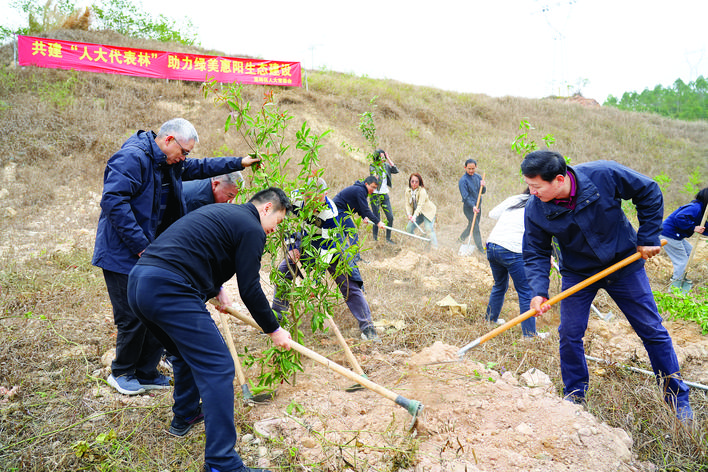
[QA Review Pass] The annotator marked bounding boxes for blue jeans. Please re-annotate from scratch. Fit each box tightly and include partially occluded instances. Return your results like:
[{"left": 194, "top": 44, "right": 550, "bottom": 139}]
[
  {"left": 484, "top": 243, "right": 536, "bottom": 336},
  {"left": 559, "top": 267, "right": 691, "bottom": 412},
  {"left": 128, "top": 265, "right": 245, "bottom": 472},
  {"left": 406, "top": 215, "right": 438, "bottom": 248}
]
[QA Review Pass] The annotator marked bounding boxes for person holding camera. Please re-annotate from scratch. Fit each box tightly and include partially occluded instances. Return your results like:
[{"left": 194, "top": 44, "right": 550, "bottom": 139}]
[{"left": 369, "top": 149, "right": 399, "bottom": 243}]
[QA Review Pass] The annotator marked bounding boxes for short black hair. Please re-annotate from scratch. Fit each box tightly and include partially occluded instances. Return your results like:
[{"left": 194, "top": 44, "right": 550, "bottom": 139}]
[
  {"left": 363, "top": 175, "right": 379, "bottom": 186},
  {"left": 520, "top": 150, "right": 567, "bottom": 182},
  {"left": 695, "top": 187, "right": 708, "bottom": 207},
  {"left": 464, "top": 158, "right": 477, "bottom": 167},
  {"left": 249, "top": 187, "right": 292, "bottom": 213}
]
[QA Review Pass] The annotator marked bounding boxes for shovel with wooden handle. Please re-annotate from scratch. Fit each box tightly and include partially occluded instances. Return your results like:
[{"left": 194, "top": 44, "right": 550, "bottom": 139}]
[
  {"left": 213, "top": 302, "right": 274, "bottom": 404},
  {"left": 324, "top": 315, "right": 368, "bottom": 392},
  {"left": 670, "top": 204, "right": 708, "bottom": 293},
  {"left": 221, "top": 304, "right": 424, "bottom": 429},
  {"left": 290, "top": 260, "right": 368, "bottom": 391},
  {"left": 458, "top": 172, "right": 486, "bottom": 256},
  {"left": 457, "top": 241, "right": 667, "bottom": 357},
  {"left": 218, "top": 311, "right": 255, "bottom": 403}
]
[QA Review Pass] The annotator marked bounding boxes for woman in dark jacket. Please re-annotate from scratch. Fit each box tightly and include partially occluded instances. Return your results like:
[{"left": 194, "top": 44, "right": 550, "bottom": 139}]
[{"left": 660, "top": 187, "right": 708, "bottom": 281}]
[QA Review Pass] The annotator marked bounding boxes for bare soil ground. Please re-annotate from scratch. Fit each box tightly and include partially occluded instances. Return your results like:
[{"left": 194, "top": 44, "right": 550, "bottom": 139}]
[{"left": 2, "top": 159, "right": 706, "bottom": 470}]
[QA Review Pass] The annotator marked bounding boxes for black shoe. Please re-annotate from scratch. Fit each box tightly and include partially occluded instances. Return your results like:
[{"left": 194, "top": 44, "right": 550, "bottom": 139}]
[
  {"left": 386, "top": 239, "right": 395, "bottom": 245},
  {"left": 565, "top": 395, "right": 587, "bottom": 407},
  {"left": 361, "top": 327, "right": 381, "bottom": 342},
  {"left": 168, "top": 405, "right": 204, "bottom": 437}
]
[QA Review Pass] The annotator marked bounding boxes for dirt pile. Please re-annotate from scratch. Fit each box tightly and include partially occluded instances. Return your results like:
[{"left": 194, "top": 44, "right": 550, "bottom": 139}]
[{"left": 228, "top": 340, "right": 653, "bottom": 471}]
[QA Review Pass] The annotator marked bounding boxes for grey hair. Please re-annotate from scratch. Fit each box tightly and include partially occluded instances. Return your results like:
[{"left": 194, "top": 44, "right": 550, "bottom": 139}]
[
  {"left": 307, "top": 176, "right": 328, "bottom": 192},
  {"left": 156, "top": 118, "right": 199, "bottom": 142},
  {"left": 213, "top": 171, "right": 243, "bottom": 187}
]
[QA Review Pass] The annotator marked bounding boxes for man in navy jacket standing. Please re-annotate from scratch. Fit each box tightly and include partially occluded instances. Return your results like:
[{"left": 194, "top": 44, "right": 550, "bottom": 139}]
[
  {"left": 92, "top": 118, "right": 259, "bottom": 396},
  {"left": 458, "top": 158, "right": 486, "bottom": 252},
  {"left": 521, "top": 150, "right": 692, "bottom": 421}
]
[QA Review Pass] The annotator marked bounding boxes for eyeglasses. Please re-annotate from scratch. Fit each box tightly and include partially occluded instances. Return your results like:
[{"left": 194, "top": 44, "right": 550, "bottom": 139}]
[{"left": 172, "top": 137, "right": 190, "bottom": 157}]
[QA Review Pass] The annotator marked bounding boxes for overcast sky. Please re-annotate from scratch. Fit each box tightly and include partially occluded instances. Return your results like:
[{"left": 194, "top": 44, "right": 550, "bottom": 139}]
[{"left": 3, "top": 0, "right": 707, "bottom": 102}]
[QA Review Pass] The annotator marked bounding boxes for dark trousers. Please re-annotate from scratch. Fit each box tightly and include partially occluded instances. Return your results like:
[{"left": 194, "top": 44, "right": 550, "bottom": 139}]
[
  {"left": 559, "top": 267, "right": 690, "bottom": 410},
  {"left": 272, "top": 257, "right": 373, "bottom": 331},
  {"left": 371, "top": 193, "right": 394, "bottom": 241},
  {"left": 460, "top": 203, "right": 484, "bottom": 251},
  {"left": 128, "top": 264, "right": 243, "bottom": 472},
  {"left": 102, "top": 269, "right": 163, "bottom": 379},
  {"left": 341, "top": 215, "right": 361, "bottom": 263}
]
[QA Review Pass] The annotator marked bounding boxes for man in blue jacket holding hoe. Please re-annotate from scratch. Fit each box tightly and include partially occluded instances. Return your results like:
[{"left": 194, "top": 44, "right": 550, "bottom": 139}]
[{"left": 521, "top": 150, "right": 692, "bottom": 421}]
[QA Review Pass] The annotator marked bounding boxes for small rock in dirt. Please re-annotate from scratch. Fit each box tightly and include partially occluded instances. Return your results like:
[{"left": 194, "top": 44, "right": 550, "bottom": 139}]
[
  {"left": 520, "top": 368, "right": 552, "bottom": 387},
  {"left": 515, "top": 422, "right": 533, "bottom": 435},
  {"left": 101, "top": 349, "right": 115, "bottom": 368},
  {"left": 301, "top": 437, "right": 317, "bottom": 448}
]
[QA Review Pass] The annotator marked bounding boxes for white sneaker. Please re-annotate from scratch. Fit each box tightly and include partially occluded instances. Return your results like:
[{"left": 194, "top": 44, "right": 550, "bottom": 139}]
[
  {"left": 536, "top": 332, "right": 550, "bottom": 339},
  {"left": 494, "top": 318, "right": 506, "bottom": 325}
]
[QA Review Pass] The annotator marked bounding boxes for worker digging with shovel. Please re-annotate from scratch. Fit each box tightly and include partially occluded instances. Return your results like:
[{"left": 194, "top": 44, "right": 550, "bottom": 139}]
[{"left": 520, "top": 151, "right": 693, "bottom": 422}]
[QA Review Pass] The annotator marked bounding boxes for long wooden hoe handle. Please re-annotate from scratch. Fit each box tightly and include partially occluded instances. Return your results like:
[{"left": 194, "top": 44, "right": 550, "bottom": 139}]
[
  {"left": 220, "top": 304, "right": 423, "bottom": 418},
  {"left": 325, "top": 315, "right": 366, "bottom": 377},
  {"left": 457, "top": 240, "right": 667, "bottom": 357},
  {"left": 216, "top": 308, "right": 254, "bottom": 401},
  {"left": 291, "top": 259, "right": 366, "bottom": 376}
]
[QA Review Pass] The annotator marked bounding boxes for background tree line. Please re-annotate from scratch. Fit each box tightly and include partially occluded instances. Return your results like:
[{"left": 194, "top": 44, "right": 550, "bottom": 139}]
[{"left": 605, "top": 76, "right": 708, "bottom": 122}]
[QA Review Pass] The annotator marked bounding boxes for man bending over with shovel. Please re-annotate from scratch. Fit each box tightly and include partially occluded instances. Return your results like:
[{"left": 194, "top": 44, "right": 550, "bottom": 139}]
[
  {"left": 272, "top": 177, "right": 380, "bottom": 342},
  {"left": 127, "top": 187, "right": 292, "bottom": 472},
  {"left": 521, "top": 150, "right": 692, "bottom": 421}
]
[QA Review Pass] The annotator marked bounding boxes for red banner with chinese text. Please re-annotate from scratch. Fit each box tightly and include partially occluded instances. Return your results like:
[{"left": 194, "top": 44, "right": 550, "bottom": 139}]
[{"left": 17, "top": 35, "right": 301, "bottom": 87}]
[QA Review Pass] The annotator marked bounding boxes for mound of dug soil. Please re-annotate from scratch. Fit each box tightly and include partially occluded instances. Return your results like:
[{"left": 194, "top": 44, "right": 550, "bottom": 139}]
[{"left": 228, "top": 340, "right": 653, "bottom": 471}]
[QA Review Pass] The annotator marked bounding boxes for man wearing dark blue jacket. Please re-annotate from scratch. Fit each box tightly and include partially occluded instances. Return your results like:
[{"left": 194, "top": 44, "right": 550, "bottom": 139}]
[
  {"left": 128, "top": 188, "right": 291, "bottom": 472},
  {"left": 521, "top": 150, "right": 692, "bottom": 421},
  {"left": 92, "top": 118, "right": 259, "bottom": 396},
  {"left": 458, "top": 159, "right": 486, "bottom": 252},
  {"left": 332, "top": 176, "right": 385, "bottom": 248}
]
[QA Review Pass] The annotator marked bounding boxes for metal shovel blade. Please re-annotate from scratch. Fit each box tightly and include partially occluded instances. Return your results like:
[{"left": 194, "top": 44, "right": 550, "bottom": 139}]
[
  {"left": 458, "top": 243, "right": 475, "bottom": 256},
  {"left": 670, "top": 278, "right": 693, "bottom": 293}
]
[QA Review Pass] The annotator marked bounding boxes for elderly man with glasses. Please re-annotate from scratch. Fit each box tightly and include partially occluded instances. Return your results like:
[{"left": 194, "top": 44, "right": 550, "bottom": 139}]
[{"left": 92, "top": 117, "right": 259, "bottom": 396}]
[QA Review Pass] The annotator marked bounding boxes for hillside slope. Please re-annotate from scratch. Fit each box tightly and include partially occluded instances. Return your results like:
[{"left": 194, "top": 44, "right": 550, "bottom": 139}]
[{"left": 1, "top": 30, "right": 706, "bottom": 471}]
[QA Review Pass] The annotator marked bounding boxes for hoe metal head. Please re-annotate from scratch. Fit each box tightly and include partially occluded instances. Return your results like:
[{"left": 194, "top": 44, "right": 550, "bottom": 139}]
[{"left": 670, "top": 277, "right": 693, "bottom": 293}]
